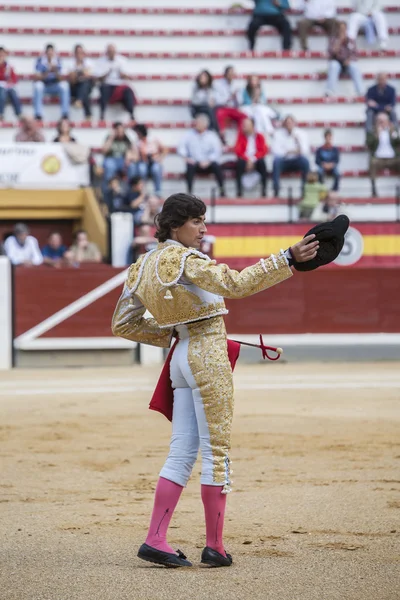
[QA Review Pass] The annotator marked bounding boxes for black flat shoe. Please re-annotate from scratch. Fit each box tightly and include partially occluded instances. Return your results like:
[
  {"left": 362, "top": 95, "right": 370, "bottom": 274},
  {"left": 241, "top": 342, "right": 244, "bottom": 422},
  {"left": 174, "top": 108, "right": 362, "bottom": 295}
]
[
  {"left": 137, "top": 543, "right": 192, "bottom": 568},
  {"left": 201, "top": 546, "right": 233, "bottom": 567}
]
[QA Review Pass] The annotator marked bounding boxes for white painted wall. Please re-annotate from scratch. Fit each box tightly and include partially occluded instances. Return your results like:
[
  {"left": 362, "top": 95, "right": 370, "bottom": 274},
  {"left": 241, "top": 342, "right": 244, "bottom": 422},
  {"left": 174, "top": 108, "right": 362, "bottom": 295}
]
[{"left": 0, "top": 258, "right": 13, "bottom": 370}]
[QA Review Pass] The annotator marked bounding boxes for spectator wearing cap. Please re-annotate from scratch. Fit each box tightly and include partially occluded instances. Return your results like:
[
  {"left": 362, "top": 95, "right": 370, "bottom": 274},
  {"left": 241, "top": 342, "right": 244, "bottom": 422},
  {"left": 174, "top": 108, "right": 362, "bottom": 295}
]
[
  {"left": 315, "top": 129, "right": 341, "bottom": 191},
  {"left": 33, "top": 43, "right": 70, "bottom": 120},
  {"left": 247, "top": 0, "right": 292, "bottom": 52},
  {"left": 367, "top": 112, "right": 400, "bottom": 197},
  {"left": 234, "top": 117, "right": 268, "bottom": 197},
  {"left": 348, "top": 0, "right": 389, "bottom": 50},
  {"left": 14, "top": 116, "right": 45, "bottom": 142},
  {"left": 177, "top": 113, "right": 225, "bottom": 196},
  {"left": 272, "top": 115, "right": 310, "bottom": 197},
  {"left": 0, "top": 46, "right": 22, "bottom": 120},
  {"left": 190, "top": 70, "right": 219, "bottom": 132},
  {"left": 65, "top": 230, "right": 102, "bottom": 265},
  {"left": 41, "top": 232, "right": 67, "bottom": 267},
  {"left": 94, "top": 44, "right": 135, "bottom": 122},
  {"left": 4, "top": 223, "right": 43, "bottom": 266},
  {"left": 66, "top": 44, "right": 94, "bottom": 119},
  {"left": 134, "top": 124, "right": 167, "bottom": 195},
  {"left": 297, "top": 0, "right": 338, "bottom": 52},
  {"left": 214, "top": 66, "right": 246, "bottom": 144},
  {"left": 366, "top": 73, "right": 398, "bottom": 132},
  {"left": 326, "top": 21, "right": 364, "bottom": 97}
]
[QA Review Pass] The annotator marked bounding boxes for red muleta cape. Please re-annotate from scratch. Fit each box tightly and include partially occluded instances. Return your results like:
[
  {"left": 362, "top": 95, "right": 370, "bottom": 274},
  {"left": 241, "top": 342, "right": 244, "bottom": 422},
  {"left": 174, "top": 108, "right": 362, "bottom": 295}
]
[{"left": 149, "top": 339, "right": 241, "bottom": 422}]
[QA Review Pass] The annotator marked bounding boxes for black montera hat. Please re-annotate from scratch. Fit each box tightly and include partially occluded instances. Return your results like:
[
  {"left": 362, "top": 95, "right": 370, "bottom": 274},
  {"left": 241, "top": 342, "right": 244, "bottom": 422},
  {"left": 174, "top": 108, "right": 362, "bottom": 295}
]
[{"left": 292, "top": 215, "right": 350, "bottom": 272}]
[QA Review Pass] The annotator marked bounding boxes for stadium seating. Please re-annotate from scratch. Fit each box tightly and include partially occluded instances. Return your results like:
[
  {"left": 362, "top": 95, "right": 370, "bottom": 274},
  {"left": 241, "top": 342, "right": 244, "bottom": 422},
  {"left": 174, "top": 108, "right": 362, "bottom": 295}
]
[{"left": 0, "top": 0, "right": 399, "bottom": 200}]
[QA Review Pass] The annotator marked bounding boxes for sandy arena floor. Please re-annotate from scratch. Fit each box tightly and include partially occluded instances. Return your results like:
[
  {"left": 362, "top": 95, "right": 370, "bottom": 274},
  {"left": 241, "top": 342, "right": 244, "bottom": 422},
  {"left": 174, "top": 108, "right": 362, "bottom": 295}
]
[{"left": 1, "top": 362, "right": 400, "bottom": 600}]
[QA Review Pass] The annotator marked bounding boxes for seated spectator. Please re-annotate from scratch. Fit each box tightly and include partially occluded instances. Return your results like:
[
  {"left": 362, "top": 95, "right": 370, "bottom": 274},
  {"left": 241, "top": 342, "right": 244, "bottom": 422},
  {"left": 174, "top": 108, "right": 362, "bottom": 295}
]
[
  {"left": 104, "top": 176, "right": 128, "bottom": 214},
  {"left": 126, "top": 180, "right": 162, "bottom": 257},
  {"left": 247, "top": 0, "right": 292, "bottom": 51},
  {"left": 367, "top": 112, "right": 400, "bottom": 197},
  {"left": 4, "top": 223, "right": 43, "bottom": 266},
  {"left": 190, "top": 70, "right": 219, "bottom": 132},
  {"left": 33, "top": 43, "right": 70, "bottom": 120},
  {"left": 0, "top": 46, "right": 22, "bottom": 120},
  {"left": 315, "top": 129, "right": 341, "bottom": 191},
  {"left": 234, "top": 117, "right": 268, "bottom": 197},
  {"left": 309, "top": 191, "right": 342, "bottom": 222},
  {"left": 65, "top": 229, "right": 102, "bottom": 265},
  {"left": 177, "top": 114, "right": 225, "bottom": 196},
  {"left": 133, "top": 123, "right": 167, "bottom": 195},
  {"left": 214, "top": 66, "right": 246, "bottom": 144},
  {"left": 124, "top": 176, "right": 161, "bottom": 223},
  {"left": 41, "top": 232, "right": 67, "bottom": 267},
  {"left": 94, "top": 44, "right": 135, "bottom": 122},
  {"left": 14, "top": 116, "right": 45, "bottom": 142},
  {"left": 326, "top": 21, "right": 364, "bottom": 97},
  {"left": 239, "top": 75, "right": 279, "bottom": 137},
  {"left": 272, "top": 115, "right": 310, "bottom": 197},
  {"left": 102, "top": 122, "right": 138, "bottom": 183},
  {"left": 66, "top": 44, "right": 93, "bottom": 119},
  {"left": 297, "top": 172, "right": 328, "bottom": 220},
  {"left": 297, "top": 0, "right": 338, "bottom": 51},
  {"left": 366, "top": 73, "right": 398, "bottom": 133},
  {"left": 348, "top": 0, "right": 389, "bottom": 50},
  {"left": 53, "top": 118, "right": 77, "bottom": 142}
]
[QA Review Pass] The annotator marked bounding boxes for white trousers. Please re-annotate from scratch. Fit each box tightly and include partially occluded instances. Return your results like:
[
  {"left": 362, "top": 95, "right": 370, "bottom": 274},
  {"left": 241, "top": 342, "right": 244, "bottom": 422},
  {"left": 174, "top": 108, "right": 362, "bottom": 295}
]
[
  {"left": 159, "top": 321, "right": 233, "bottom": 490},
  {"left": 348, "top": 12, "right": 388, "bottom": 42}
]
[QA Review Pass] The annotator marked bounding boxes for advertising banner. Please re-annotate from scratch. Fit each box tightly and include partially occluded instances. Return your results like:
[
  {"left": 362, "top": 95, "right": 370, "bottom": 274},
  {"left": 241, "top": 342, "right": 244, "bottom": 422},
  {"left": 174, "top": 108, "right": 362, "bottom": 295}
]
[{"left": 0, "top": 143, "right": 90, "bottom": 189}]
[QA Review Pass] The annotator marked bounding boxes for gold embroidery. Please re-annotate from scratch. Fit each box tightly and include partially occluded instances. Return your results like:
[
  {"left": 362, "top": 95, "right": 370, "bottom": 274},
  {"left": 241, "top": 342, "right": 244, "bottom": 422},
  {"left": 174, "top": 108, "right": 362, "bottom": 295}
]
[
  {"left": 123, "top": 242, "right": 291, "bottom": 330},
  {"left": 111, "top": 287, "right": 173, "bottom": 348},
  {"left": 184, "top": 252, "right": 292, "bottom": 299},
  {"left": 187, "top": 317, "right": 234, "bottom": 486}
]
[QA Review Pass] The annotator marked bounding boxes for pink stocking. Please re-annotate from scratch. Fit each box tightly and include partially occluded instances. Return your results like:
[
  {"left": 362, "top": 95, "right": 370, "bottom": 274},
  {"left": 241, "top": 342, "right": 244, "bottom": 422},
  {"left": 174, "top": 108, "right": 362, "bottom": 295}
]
[
  {"left": 201, "top": 484, "right": 227, "bottom": 556},
  {"left": 145, "top": 477, "right": 183, "bottom": 554}
]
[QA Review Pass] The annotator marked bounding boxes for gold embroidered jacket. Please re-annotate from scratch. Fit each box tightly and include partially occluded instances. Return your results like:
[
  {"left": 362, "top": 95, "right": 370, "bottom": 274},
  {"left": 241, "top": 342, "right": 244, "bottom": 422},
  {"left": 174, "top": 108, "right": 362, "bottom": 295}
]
[{"left": 111, "top": 240, "right": 292, "bottom": 347}]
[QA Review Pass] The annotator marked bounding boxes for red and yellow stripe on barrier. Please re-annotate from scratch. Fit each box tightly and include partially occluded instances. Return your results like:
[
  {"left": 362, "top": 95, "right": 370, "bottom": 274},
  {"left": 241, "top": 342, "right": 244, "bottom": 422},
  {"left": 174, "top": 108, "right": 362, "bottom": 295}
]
[{"left": 207, "top": 223, "right": 400, "bottom": 267}]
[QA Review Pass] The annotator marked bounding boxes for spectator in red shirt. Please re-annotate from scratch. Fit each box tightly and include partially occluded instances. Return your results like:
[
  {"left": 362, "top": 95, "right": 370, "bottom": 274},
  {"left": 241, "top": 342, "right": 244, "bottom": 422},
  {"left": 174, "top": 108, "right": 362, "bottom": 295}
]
[
  {"left": 234, "top": 117, "right": 268, "bottom": 197},
  {"left": 0, "top": 46, "right": 22, "bottom": 120}
]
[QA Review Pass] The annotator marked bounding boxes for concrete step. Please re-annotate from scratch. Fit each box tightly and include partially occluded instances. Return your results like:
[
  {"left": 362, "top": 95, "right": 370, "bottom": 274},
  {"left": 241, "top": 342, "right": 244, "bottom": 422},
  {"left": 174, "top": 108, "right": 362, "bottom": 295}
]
[
  {"left": 8, "top": 53, "right": 399, "bottom": 77},
  {"left": 2, "top": 27, "right": 400, "bottom": 53},
  {"left": 0, "top": 120, "right": 371, "bottom": 147},
  {"left": 1, "top": 101, "right": 372, "bottom": 123}
]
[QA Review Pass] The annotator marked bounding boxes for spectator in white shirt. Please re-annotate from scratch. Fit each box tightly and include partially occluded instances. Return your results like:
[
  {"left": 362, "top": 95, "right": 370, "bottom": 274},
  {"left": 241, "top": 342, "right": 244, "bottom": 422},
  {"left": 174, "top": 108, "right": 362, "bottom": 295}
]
[
  {"left": 94, "top": 44, "right": 135, "bottom": 121},
  {"left": 66, "top": 44, "right": 93, "bottom": 119},
  {"left": 214, "top": 66, "right": 246, "bottom": 144},
  {"left": 348, "top": 0, "right": 389, "bottom": 50},
  {"left": 4, "top": 223, "right": 43, "bottom": 266},
  {"left": 178, "top": 114, "right": 225, "bottom": 196},
  {"left": 272, "top": 115, "right": 310, "bottom": 197},
  {"left": 297, "top": 0, "right": 338, "bottom": 51},
  {"left": 367, "top": 112, "right": 400, "bottom": 196}
]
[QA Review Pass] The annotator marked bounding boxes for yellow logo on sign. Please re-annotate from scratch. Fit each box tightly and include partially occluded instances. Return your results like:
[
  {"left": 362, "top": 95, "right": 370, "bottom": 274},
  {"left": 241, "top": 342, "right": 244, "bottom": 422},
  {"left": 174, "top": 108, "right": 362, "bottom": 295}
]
[{"left": 41, "top": 155, "right": 61, "bottom": 175}]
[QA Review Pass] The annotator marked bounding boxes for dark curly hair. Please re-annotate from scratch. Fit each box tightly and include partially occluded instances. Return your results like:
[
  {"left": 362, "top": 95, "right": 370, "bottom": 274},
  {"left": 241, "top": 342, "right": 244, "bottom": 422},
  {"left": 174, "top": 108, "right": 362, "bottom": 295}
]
[{"left": 154, "top": 193, "right": 206, "bottom": 242}]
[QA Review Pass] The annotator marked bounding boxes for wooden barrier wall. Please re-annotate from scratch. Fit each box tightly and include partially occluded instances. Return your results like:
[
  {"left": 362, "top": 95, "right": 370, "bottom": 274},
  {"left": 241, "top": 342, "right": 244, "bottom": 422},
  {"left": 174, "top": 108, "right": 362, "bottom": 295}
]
[{"left": 14, "top": 265, "right": 400, "bottom": 339}]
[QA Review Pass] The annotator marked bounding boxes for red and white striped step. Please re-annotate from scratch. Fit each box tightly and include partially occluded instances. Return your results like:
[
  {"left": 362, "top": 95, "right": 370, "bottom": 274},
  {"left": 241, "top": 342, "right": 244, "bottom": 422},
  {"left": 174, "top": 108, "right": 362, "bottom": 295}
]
[
  {"left": 1, "top": 5, "right": 399, "bottom": 16},
  {"left": 7, "top": 50, "right": 400, "bottom": 59},
  {"left": 15, "top": 73, "right": 400, "bottom": 82},
  {"left": 18, "top": 96, "right": 392, "bottom": 106},
  {"left": 2, "top": 26, "right": 400, "bottom": 37},
  {"left": 0, "top": 120, "right": 368, "bottom": 129}
]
